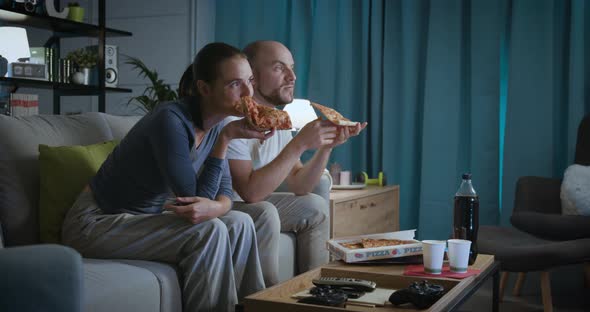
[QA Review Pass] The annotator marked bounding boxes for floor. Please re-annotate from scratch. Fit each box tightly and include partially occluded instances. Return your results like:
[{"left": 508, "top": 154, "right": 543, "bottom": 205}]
[{"left": 459, "top": 264, "right": 589, "bottom": 312}]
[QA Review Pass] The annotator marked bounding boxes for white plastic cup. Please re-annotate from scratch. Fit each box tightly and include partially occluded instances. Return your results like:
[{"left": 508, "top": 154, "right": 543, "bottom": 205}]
[
  {"left": 447, "top": 239, "right": 472, "bottom": 273},
  {"left": 421, "top": 240, "right": 446, "bottom": 274},
  {"left": 340, "top": 171, "right": 351, "bottom": 185}
]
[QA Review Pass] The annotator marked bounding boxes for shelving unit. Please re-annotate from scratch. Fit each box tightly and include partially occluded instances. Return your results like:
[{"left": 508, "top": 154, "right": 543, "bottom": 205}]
[{"left": 0, "top": 1, "right": 133, "bottom": 114}]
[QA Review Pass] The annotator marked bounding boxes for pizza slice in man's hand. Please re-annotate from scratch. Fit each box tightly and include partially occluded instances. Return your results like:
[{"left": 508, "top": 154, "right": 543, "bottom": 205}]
[{"left": 310, "top": 102, "right": 359, "bottom": 126}]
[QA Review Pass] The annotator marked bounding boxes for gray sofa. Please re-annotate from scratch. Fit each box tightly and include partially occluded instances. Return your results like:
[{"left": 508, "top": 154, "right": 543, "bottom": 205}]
[{"left": 0, "top": 112, "right": 312, "bottom": 312}]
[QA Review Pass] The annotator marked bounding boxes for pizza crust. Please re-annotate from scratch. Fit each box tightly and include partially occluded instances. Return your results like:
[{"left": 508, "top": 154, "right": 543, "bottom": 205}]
[
  {"left": 311, "top": 102, "right": 359, "bottom": 126},
  {"left": 335, "top": 120, "right": 359, "bottom": 126}
]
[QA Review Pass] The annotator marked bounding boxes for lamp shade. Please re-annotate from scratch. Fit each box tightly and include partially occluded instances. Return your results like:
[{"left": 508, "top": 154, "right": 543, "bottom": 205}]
[
  {"left": 0, "top": 27, "right": 31, "bottom": 64},
  {"left": 283, "top": 99, "right": 318, "bottom": 130}
]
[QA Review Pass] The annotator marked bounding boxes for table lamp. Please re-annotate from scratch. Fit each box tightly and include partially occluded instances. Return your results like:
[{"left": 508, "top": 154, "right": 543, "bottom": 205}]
[
  {"left": 283, "top": 99, "right": 318, "bottom": 130},
  {"left": 0, "top": 26, "right": 31, "bottom": 77}
]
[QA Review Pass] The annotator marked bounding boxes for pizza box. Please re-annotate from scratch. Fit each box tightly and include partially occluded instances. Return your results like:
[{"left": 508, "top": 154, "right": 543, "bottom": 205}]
[{"left": 326, "top": 230, "right": 423, "bottom": 263}]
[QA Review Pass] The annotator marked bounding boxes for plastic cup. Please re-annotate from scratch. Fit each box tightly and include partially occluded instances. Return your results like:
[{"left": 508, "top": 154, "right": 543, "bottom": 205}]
[
  {"left": 447, "top": 239, "right": 472, "bottom": 273},
  {"left": 421, "top": 240, "right": 446, "bottom": 274}
]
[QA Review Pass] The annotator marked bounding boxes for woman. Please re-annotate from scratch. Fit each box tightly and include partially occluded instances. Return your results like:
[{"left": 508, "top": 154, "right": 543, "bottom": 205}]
[{"left": 62, "top": 43, "right": 273, "bottom": 311}]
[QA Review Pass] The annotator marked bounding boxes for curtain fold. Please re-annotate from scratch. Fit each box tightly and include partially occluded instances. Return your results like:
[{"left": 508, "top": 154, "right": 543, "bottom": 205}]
[
  {"left": 501, "top": 0, "right": 587, "bottom": 225},
  {"left": 213, "top": 0, "right": 587, "bottom": 238}
]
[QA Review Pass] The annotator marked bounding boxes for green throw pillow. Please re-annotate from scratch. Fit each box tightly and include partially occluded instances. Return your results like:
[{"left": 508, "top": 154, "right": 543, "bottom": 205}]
[{"left": 38, "top": 140, "right": 118, "bottom": 243}]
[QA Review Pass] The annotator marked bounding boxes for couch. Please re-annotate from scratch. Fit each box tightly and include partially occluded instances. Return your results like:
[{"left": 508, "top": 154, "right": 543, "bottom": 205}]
[{"left": 0, "top": 112, "right": 327, "bottom": 312}]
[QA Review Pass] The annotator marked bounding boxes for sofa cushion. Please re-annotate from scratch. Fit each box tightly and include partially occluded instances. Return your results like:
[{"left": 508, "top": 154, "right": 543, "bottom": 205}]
[
  {"left": 38, "top": 141, "right": 118, "bottom": 243},
  {"left": 0, "top": 113, "right": 114, "bottom": 246},
  {"left": 278, "top": 232, "right": 296, "bottom": 283},
  {"left": 114, "top": 260, "right": 182, "bottom": 312},
  {"left": 83, "top": 259, "right": 163, "bottom": 312},
  {"left": 101, "top": 114, "right": 142, "bottom": 140}
]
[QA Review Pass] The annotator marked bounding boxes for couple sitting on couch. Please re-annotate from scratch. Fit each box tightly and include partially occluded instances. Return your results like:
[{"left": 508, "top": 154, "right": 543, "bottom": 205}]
[{"left": 61, "top": 41, "right": 366, "bottom": 311}]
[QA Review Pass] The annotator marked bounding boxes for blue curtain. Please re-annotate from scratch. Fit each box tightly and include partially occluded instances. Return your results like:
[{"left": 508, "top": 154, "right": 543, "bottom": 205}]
[
  {"left": 501, "top": 0, "right": 588, "bottom": 225},
  {"left": 214, "top": 0, "right": 588, "bottom": 239}
]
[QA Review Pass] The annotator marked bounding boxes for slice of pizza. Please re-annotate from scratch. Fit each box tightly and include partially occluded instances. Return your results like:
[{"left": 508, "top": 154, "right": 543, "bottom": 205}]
[
  {"left": 236, "top": 96, "right": 293, "bottom": 130},
  {"left": 340, "top": 242, "right": 364, "bottom": 250},
  {"left": 311, "top": 102, "right": 359, "bottom": 126}
]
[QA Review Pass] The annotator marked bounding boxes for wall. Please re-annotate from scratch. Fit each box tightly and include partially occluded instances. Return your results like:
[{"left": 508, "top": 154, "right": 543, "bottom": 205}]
[{"left": 9, "top": 0, "right": 215, "bottom": 115}]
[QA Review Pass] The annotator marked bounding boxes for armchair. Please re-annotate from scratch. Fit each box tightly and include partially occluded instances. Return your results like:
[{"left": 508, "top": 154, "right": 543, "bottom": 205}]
[
  {"left": 479, "top": 113, "right": 590, "bottom": 312},
  {"left": 510, "top": 113, "right": 590, "bottom": 239},
  {"left": 510, "top": 176, "right": 590, "bottom": 240}
]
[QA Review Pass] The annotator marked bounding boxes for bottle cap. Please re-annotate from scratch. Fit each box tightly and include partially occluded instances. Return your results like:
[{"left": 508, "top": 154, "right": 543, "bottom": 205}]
[{"left": 462, "top": 173, "right": 472, "bottom": 180}]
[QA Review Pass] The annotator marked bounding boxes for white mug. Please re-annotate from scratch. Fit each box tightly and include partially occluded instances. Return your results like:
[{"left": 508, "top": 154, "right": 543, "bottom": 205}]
[{"left": 340, "top": 171, "right": 351, "bottom": 185}]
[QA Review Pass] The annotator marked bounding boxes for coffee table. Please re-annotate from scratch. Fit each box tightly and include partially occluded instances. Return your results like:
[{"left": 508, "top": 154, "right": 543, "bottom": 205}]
[{"left": 243, "top": 254, "right": 500, "bottom": 312}]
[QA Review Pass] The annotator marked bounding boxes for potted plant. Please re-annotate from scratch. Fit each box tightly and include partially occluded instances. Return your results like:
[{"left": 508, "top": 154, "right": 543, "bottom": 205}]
[
  {"left": 67, "top": 48, "right": 97, "bottom": 85},
  {"left": 125, "top": 56, "right": 178, "bottom": 112},
  {"left": 67, "top": 2, "right": 85, "bottom": 22}
]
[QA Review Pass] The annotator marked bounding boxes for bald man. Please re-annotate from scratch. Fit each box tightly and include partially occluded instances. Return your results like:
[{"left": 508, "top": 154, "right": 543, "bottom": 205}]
[{"left": 224, "top": 41, "right": 366, "bottom": 286}]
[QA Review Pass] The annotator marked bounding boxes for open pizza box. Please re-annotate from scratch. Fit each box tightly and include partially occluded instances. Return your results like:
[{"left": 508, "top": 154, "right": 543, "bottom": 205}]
[{"left": 327, "top": 230, "right": 423, "bottom": 263}]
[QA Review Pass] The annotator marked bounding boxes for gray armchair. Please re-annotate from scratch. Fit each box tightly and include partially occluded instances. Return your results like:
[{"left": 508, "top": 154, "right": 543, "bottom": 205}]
[
  {"left": 510, "top": 176, "right": 590, "bottom": 240},
  {"left": 479, "top": 114, "right": 590, "bottom": 312},
  {"left": 510, "top": 113, "right": 590, "bottom": 240}
]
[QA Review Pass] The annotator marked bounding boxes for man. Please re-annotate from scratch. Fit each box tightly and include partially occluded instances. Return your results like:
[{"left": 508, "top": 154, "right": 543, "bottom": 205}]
[{"left": 227, "top": 41, "right": 367, "bottom": 286}]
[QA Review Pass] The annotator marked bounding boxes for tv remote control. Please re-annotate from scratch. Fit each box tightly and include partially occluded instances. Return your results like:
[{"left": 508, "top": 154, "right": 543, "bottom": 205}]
[{"left": 312, "top": 277, "right": 376, "bottom": 292}]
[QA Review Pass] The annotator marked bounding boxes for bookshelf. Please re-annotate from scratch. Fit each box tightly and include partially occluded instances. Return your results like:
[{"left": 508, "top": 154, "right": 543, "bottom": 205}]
[{"left": 0, "top": 1, "right": 133, "bottom": 114}]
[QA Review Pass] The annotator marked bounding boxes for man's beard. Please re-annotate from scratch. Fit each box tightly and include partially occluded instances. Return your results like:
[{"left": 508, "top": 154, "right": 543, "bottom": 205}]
[{"left": 256, "top": 85, "right": 293, "bottom": 106}]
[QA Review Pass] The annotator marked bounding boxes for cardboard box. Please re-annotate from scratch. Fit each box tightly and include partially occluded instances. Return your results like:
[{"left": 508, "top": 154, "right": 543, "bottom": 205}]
[{"left": 327, "top": 230, "right": 423, "bottom": 263}]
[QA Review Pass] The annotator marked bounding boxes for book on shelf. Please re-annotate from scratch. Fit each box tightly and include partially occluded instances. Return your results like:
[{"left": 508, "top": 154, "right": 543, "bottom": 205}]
[
  {"left": 29, "top": 47, "right": 57, "bottom": 82},
  {"left": 10, "top": 93, "right": 39, "bottom": 116}
]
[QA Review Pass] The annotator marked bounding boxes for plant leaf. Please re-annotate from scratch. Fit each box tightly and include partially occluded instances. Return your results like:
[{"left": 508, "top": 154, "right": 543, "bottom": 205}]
[{"left": 124, "top": 55, "right": 178, "bottom": 111}]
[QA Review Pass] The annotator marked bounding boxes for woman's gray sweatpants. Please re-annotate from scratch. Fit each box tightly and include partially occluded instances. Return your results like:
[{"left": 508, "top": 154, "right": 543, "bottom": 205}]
[{"left": 62, "top": 190, "right": 265, "bottom": 312}]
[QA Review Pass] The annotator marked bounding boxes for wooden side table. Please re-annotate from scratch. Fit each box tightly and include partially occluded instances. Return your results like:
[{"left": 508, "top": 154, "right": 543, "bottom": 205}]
[{"left": 329, "top": 185, "right": 399, "bottom": 238}]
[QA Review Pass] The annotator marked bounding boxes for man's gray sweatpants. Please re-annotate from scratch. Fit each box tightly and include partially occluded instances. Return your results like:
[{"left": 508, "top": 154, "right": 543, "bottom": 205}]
[
  {"left": 233, "top": 191, "right": 330, "bottom": 287},
  {"left": 62, "top": 190, "right": 265, "bottom": 312}
]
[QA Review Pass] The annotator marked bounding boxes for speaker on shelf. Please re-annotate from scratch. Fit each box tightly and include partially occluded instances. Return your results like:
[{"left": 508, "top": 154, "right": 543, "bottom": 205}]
[
  {"left": 104, "top": 45, "right": 118, "bottom": 87},
  {"left": 87, "top": 45, "right": 118, "bottom": 88}
]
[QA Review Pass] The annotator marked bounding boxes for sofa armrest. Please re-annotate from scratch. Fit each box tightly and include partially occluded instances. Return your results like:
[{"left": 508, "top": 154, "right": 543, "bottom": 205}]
[
  {"left": 0, "top": 245, "right": 83, "bottom": 312},
  {"left": 310, "top": 171, "right": 332, "bottom": 202},
  {"left": 513, "top": 176, "right": 562, "bottom": 214}
]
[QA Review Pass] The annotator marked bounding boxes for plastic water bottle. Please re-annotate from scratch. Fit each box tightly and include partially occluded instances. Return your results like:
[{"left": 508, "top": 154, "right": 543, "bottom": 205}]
[{"left": 453, "top": 173, "right": 479, "bottom": 265}]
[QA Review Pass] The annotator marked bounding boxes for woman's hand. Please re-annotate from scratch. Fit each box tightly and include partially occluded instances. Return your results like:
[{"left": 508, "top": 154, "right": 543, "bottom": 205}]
[
  {"left": 222, "top": 118, "right": 275, "bottom": 141},
  {"left": 165, "top": 196, "right": 224, "bottom": 224}
]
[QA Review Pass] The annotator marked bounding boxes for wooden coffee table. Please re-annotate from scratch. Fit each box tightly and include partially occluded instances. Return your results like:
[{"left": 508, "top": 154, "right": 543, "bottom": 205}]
[{"left": 243, "top": 254, "right": 500, "bottom": 312}]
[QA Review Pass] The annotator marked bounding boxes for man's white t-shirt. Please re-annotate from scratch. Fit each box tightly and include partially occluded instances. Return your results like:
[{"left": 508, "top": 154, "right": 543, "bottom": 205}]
[{"left": 223, "top": 116, "right": 294, "bottom": 200}]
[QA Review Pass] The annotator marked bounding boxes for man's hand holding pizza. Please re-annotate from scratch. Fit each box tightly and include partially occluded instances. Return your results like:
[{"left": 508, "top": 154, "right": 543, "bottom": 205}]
[
  {"left": 293, "top": 119, "right": 339, "bottom": 151},
  {"left": 324, "top": 122, "right": 368, "bottom": 149}
]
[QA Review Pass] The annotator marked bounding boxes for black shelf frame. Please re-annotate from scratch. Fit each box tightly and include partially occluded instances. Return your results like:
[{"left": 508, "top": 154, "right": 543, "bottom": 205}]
[
  {"left": 0, "top": 77, "right": 132, "bottom": 95},
  {"left": 0, "top": 1, "right": 132, "bottom": 114},
  {"left": 0, "top": 8, "right": 131, "bottom": 37}
]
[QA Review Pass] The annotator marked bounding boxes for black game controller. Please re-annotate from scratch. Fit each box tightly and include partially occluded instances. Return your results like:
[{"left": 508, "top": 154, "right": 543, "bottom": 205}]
[
  {"left": 297, "top": 286, "right": 348, "bottom": 307},
  {"left": 389, "top": 280, "right": 445, "bottom": 309}
]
